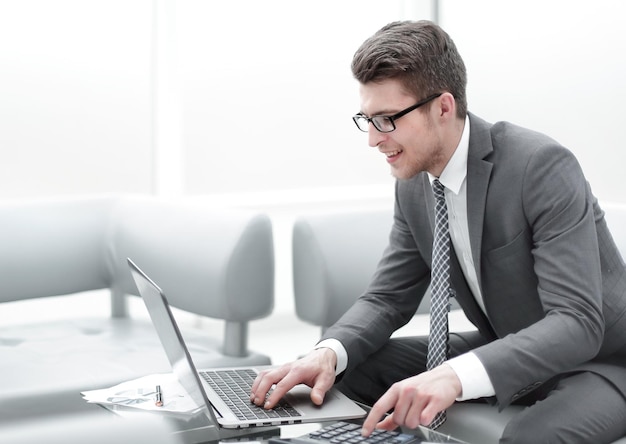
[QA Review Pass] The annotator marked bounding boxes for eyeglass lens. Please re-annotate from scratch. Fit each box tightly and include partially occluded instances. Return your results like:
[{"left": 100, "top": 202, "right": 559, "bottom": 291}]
[{"left": 354, "top": 115, "right": 394, "bottom": 132}]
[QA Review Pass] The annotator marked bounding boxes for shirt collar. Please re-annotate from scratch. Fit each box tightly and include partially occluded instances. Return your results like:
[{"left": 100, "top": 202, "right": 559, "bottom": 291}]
[{"left": 428, "top": 115, "right": 470, "bottom": 195}]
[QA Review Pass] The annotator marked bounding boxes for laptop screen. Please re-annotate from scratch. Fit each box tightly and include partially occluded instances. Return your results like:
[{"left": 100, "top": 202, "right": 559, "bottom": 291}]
[{"left": 128, "top": 258, "right": 213, "bottom": 416}]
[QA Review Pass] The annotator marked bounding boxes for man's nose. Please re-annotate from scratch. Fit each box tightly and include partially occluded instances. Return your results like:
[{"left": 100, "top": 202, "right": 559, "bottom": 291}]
[{"left": 368, "top": 123, "right": 386, "bottom": 147}]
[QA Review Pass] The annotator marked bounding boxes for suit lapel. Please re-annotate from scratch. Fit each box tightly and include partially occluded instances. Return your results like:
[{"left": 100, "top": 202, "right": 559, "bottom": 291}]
[
  {"left": 449, "top": 244, "right": 497, "bottom": 340},
  {"left": 420, "top": 115, "right": 497, "bottom": 338},
  {"left": 414, "top": 115, "right": 497, "bottom": 338},
  {"left": 465, "top": 113, "right": 494, "bottom": 296},
  {"left": 452, "top": 114, "right": 498, "bottom": 338}
]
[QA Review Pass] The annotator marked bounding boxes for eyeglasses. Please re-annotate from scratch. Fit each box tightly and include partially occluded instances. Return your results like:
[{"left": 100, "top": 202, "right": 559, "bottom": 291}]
[{"left": 352, "top": 92, "right": 443, "bottom": 133}]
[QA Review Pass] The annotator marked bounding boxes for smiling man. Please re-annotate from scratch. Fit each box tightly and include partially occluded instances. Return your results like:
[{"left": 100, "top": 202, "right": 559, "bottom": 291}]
[{"left": 251, "top": 20, "right": 626, "bottom": 443}]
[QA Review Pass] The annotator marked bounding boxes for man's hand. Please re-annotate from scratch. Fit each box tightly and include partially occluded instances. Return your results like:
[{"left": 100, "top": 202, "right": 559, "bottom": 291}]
[
  {"left": 250, "top": 347, "right": 337, "bottom": 409},
  {"left": 361, "top": 364, "right": 461, "bottom": 436}
]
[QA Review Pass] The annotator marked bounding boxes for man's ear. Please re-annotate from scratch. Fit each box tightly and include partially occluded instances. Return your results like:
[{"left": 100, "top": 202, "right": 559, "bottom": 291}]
[{"left": 438, "top": 92, "right": 456, "bottom": 119}]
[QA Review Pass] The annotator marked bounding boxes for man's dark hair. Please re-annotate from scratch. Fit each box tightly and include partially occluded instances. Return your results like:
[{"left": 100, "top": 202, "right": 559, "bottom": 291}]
[{"left": 351, "top": 20, "right": 467, "bottom": 118}]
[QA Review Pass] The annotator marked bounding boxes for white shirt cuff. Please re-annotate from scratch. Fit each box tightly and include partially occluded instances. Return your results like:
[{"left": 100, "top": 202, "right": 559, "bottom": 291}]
[
  {"left": 446, "top": 352, "right": 496, "bottom": 401},
  {"left": 314, "top": 338, "right": 348, "bottom": 376}
]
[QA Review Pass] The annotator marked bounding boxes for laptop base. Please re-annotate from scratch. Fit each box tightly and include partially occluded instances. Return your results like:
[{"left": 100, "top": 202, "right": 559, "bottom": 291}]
[{"left": 104, "top": 404, "right": 281, "bottom": 444}]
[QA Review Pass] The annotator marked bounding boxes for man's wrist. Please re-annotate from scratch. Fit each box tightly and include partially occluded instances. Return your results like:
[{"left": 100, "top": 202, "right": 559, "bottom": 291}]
[
  {"left": 314, "top": 338, "right": 347, "bottom": 375},
  {"left": 446, "top": 352, "right": 496, "bottom": 400}
]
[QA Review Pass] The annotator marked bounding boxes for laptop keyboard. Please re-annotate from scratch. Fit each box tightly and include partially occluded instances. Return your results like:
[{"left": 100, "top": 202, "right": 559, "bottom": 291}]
[{"left": 199, "top": 369, "right": 302, "bottom": 421}]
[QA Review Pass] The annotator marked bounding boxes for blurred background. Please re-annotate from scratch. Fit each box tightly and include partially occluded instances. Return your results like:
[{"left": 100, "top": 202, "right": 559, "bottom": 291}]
[
  {"left": 1, "top": 0, "right": 625, "bottom": 351},
  {"left": 1, "top": 0, "right": 624, "bottom": 202}
]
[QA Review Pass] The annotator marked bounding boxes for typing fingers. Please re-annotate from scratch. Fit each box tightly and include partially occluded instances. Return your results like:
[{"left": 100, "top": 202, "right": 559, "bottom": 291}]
[
  {"left": 308, "top": 369, "right": 335, "bottom": 406},
  {"left": 361, "top": 390, "right": 397, "bottom": 436},
  {"left": 250, "top": 366, "right": 289, "bottom": 406},
  {"left": 263, "top": 369, "right": 303, "bottom": 408},
  {"left": 361, "top": 377, "right": 436, "bottom": 436},
  {"left": 251, "top": 349, "right": 337, "bottom": 409}
]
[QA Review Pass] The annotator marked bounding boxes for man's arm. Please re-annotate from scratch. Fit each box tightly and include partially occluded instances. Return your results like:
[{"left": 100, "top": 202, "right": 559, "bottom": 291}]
[
  {"left": 315, "top": 339, "right": 348, "bottom": 375},
  {"left": 254, "top": 180, "right": 433, "bottom": 410},
  {"left": 320, "top": 183, "right": 433, "bottom": 375},
  {"left": 447, "top": 352, "right": 495, "bottom": 400}
]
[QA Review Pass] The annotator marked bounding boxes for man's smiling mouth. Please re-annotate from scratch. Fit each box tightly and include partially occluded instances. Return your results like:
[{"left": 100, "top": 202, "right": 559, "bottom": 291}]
[{"left": 384, "top": 149, "right": 403, "bottom": 158}]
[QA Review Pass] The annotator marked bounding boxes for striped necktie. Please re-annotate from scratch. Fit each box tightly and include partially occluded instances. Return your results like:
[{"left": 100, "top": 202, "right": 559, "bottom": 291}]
[{"left": 427, "top": 178, "right": 451, "bottom": 429}]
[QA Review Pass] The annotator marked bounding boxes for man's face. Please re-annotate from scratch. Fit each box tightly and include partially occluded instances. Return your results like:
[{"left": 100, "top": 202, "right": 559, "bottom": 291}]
[{"left": 358, "top": 78, "right": 446, "bottom": 180}]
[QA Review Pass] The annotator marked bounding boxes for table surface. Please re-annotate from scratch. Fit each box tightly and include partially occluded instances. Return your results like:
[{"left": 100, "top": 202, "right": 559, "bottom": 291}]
[{"left": 0, "top": 392, "right": 465, "bottom": 444}]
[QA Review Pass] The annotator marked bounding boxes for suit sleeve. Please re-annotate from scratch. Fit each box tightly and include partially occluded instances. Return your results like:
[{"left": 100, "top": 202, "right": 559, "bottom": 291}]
[{"left": 321, "top": 180, "right": 432, "bottom": 376}]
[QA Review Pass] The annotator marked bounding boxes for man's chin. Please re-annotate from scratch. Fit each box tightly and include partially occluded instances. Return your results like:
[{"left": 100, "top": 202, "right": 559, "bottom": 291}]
[{"left": 390, "top": 167, "right": 419, "bottom": 181}]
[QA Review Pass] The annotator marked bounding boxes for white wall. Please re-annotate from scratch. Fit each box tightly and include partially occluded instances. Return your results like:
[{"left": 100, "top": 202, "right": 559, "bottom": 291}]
[
  {"left": 0, "top": 1, "right": 153, "bottom": 197},
  {"left": 177, "top": 1, "right": 407, "bottom": 196},
  {"left": 1, "top": 0, "right": 622, "bottom": 203},
  {"left": 442, "top": 0, "right": 626, "bottom": 203}
]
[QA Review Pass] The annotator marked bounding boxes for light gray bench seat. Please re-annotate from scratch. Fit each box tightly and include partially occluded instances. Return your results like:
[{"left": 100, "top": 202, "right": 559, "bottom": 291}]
[{"left": 0, "top": 195, "right": 275, "bottom": 411}]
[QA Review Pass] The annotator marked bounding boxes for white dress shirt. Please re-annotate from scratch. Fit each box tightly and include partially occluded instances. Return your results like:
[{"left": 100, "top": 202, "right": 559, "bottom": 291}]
[{"left": 317, "top": 116, "right": 495, "bottom": 401}]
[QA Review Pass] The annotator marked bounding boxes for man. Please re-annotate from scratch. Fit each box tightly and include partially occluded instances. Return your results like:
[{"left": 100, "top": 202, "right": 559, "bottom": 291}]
[{"left": 250, "top": 20, "right": 626, "bottom": 443}]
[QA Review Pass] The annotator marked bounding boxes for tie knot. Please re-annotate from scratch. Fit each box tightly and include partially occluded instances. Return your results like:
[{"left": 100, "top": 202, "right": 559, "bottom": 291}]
[{"left": 432, "top": 179, "right": 445, "bottom": 201}]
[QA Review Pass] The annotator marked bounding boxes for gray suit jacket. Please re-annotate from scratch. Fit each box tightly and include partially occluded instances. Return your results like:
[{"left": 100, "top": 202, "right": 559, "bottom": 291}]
[{"left": 323, "top": 113, "right": 626, "bottom": 409}]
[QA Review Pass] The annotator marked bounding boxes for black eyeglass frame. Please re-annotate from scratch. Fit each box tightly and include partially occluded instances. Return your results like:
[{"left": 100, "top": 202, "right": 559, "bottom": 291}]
[{"left": 352, "top": 92, "right": 444, "bottom": 133}]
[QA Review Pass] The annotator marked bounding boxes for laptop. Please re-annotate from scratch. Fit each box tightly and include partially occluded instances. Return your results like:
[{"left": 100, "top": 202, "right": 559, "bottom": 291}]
[{"left": 127, "top": 258, "right": 367, "bottom": 434}]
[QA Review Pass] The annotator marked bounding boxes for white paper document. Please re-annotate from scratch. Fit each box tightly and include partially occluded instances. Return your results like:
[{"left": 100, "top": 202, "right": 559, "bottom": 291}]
[{"left": 81, "top": 373, "right": 201, "bottom": 414}]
